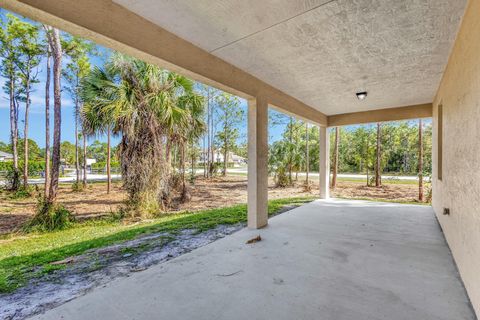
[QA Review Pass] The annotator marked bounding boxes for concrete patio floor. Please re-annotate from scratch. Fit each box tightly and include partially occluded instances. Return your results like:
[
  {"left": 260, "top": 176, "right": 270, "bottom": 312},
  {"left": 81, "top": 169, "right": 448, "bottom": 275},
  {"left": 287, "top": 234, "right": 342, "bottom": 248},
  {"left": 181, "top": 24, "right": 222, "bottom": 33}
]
[{"left": 31, "top": 199, "right": 475, "bottom": 320}]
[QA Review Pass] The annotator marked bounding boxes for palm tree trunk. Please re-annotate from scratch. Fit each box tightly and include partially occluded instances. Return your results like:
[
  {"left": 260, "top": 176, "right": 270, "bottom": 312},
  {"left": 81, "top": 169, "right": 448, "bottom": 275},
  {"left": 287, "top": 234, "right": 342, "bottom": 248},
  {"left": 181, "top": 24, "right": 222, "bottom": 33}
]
[
  {"left": 83, "top": 131, "right": 87, "bottom": 187},
  {"left": 332, "top": 127, "right": 339, "bottom": 188},
  {"left": 305, "top": 123, "right": 309, "bottom": 185},
  {"left": 75, "top": 106, "right": 80, "bottom": 184},
  {"left": 107, "top": 129, "right": 111, "bottom": 194},
  {"left": 191, "top": 140, "right": 195, "bottom": 182},
  {"left": 165, "top": 139, "right": 172, "bottom": 177},
  {"left": 45, "top": 50, "right": 51, "bottom": 197},
  {"left": 375, "top": 123, "right": 381, "bottom": 187},
  {"left": 47, "top": 28, "right": 62, "bottom": 203},
  {"left": 23, "top": 78, "right": 31, "bottom": 189},
  {"left": 181, "top": 142, "right": 187, "bottom": 199},
  {"left": 418, "top": 119, "right": 424, "bottom": 201}
]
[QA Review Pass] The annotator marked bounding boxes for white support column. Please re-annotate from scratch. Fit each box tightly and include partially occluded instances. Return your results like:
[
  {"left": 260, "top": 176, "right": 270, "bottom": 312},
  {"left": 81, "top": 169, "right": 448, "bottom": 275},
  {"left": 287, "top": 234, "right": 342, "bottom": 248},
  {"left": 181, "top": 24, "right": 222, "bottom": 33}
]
[
  {"left": 247, "top": 96, "right": 268, "bottom": 229},
  {"left": 319, "top": 126, "right": 330, "bottom": 199}
]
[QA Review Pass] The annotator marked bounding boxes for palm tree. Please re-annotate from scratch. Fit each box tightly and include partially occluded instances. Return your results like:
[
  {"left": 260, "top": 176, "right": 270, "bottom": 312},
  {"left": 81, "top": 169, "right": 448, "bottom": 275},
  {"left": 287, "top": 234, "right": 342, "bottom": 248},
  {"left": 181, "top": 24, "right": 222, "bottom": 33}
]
[{"left": 80, "top": 54, "right": 202, "bottom": 216}]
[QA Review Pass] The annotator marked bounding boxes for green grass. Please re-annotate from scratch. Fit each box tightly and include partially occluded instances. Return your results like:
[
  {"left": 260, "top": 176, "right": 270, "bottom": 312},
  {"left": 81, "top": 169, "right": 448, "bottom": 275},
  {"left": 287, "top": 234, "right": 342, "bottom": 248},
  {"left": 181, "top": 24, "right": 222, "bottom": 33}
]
[{"left": 0, "top": 197, "right": 314, "bottom": 294}]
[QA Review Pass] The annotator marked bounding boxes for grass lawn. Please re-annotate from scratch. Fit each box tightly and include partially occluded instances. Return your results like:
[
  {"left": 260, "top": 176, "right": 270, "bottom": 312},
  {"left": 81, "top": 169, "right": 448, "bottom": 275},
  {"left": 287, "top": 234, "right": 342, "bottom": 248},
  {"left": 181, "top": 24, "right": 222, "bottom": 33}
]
[{"left": 0, "top": 197, "right": 314, "bottom": 294}]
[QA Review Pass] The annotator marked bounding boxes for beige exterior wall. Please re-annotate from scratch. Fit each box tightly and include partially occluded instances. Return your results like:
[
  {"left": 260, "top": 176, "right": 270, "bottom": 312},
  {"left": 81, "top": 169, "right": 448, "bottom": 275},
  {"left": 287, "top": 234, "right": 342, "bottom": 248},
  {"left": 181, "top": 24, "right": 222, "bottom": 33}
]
[{"left": 432, "top": 0, "right": 480, "bottom": 316}]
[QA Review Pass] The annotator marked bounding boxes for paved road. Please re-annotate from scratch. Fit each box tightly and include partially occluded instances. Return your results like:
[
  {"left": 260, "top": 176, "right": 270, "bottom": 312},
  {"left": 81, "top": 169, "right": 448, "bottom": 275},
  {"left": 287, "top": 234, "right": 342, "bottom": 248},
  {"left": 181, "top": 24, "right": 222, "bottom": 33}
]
[
  {"left": 198, "top": 167, "right": 425, "bottom": 181},
  {"left": 1, "top": 169, "right": 425, "bottom": 185},
  {"left": 0, "top": 173, "right": 122, "bottom": 186}
]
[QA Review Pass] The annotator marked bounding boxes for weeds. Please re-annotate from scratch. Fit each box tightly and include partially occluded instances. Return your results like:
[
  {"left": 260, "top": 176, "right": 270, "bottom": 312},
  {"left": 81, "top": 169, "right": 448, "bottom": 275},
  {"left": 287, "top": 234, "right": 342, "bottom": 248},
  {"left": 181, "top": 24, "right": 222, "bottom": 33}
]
[
  {"left": 9, "top": 186, "right": 34, "bottom": 199},
  {"left": 24, "top": 197, "right": 75, "bottom": 232},
  {"left": 71, "top": 181, "right": 85, "bottom": 192}
]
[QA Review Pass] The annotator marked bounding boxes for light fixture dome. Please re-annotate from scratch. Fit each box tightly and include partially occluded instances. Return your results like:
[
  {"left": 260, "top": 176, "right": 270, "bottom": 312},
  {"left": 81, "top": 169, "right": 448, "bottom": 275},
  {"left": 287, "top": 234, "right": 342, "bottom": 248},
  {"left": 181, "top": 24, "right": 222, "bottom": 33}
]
[{"left": 356, "top": 91, "right": 368, "bottom": 100}]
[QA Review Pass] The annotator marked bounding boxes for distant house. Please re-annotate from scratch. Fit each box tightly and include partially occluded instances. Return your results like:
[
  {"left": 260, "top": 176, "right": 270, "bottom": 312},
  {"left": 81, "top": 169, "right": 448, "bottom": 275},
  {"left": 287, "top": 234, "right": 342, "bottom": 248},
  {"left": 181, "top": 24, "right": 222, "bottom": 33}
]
[
  {"left": 199, "top": 150, "right": 246, "bottom": 167},
  {"left": 0, "top": 151, "right": 13, "bottom": 162}
]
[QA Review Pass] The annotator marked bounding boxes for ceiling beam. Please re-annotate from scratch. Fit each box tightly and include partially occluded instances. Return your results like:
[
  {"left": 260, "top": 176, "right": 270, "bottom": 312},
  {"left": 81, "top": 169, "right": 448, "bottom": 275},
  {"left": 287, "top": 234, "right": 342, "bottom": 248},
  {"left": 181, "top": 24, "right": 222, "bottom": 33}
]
[
  {"left": 327, "top": 103, "right": 433, "bottom": 127},
  {"left": 1, "top": 0, "right": 327, "bottom": 125}
]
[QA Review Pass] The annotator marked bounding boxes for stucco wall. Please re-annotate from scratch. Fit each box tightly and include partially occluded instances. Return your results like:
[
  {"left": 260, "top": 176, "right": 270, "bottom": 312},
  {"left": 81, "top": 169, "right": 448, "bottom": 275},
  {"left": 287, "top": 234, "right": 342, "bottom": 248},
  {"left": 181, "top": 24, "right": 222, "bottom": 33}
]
[{"left": 432, "top": 0, "right": 480, "bottom": 316}]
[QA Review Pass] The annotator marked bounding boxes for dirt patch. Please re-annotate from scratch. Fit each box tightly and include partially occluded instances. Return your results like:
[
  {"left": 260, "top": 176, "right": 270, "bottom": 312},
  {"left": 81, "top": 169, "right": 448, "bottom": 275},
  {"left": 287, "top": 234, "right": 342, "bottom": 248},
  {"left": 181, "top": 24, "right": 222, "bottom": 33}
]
[
  {"left": 0, "top": 176, "right": 422, "bottom": 235},
  {"left": 330, "top": 181, "right": 420, "bottom": 203},
  {"left": 0, "top": 183, "right": 126, "bottom": 235}
]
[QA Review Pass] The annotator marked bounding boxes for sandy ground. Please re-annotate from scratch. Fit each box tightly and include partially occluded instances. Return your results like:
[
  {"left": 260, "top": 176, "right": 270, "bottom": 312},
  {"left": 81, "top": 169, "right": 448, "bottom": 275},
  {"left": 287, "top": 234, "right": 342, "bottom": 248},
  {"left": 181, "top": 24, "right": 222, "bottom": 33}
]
[{"left": 0, "top": 175, "right": 422, "bottom": 235}]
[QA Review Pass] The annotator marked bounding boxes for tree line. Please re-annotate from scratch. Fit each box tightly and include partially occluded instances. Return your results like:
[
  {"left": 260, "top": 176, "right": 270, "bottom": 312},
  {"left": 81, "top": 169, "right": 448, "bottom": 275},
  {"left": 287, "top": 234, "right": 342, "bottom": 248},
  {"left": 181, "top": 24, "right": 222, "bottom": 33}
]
[{"left": 268, "top": 113, "right": 431, "bottom": 201}]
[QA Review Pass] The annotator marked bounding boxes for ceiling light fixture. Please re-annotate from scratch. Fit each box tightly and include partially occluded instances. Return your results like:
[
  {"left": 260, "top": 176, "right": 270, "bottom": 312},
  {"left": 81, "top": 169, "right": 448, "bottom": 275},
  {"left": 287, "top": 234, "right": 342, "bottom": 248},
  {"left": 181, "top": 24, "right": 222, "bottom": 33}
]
[{"left": 356, "top": 91, "right": 368, "bottom": 100}]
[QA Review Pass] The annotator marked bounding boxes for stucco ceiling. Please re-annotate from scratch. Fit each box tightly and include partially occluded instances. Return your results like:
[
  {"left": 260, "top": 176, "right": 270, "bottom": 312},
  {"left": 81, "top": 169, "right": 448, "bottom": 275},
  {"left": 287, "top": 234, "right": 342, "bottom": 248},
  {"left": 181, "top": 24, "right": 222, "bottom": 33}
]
[{"left": 113, "top": 0, "right": 467, "bottom": 115}]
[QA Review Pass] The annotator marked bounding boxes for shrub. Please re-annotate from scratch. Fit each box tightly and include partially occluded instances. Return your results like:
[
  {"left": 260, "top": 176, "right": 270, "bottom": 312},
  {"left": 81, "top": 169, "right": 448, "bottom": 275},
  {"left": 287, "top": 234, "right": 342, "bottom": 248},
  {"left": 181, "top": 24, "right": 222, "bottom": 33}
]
[
  {"left": 2, "top": 168, "right": 20, "bottom": 191},
  {"left": 10, "top": 186, "right": 34, "bottom": 199},
  {"left": 25, "top": 198, "right": 74, "bottom": 232},
  {"left": 0, "top": 160, "right": 46, "bottom": 176},
  {"left": 71, "top": 181, "right": 85, "bottom": 192}
]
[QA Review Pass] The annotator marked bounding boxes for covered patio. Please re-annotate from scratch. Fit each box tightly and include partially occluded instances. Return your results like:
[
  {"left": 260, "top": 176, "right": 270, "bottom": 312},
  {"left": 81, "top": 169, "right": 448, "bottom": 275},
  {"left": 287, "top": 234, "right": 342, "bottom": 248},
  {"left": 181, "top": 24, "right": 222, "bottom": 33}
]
[
  {"left": 3, "top": 0, "right": 479, "bottom": 318},
  {"left": 31, "top": 200, "right": 475, "bottom": 320}
]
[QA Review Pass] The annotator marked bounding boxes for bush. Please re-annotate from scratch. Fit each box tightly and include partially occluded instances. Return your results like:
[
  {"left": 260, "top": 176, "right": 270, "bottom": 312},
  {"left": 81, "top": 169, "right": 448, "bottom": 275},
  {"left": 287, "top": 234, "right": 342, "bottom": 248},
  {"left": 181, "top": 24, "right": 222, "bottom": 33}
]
[
  {"left": 25, "top": 198, "right": 74, "bottom": 232},
  {"left": 3, "top": 168, "right": 20, "bottom": 191},
  {"left": 10, "top": 185, "right": 34, "bottom": 199},
  {"left": 71, "top": 181, "right": 85, "bottom": 192},
  {"left": 91, "top": 161, "right": 120, "bottom": 170},
  {"left": 0, "top": 160, "right": 46, "bottom": 176}
]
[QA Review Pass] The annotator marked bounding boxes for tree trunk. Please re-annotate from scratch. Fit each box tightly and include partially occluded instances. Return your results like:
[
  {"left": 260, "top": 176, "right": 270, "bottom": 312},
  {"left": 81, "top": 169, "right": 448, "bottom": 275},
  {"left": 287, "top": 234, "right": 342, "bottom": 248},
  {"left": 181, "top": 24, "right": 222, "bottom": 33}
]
[
  {"left": 375, "top": 123, "right": 381, "bottom": 187},
  {"left": 210, "top": 96, "right": 215, "bottom": 177},
  {"left": 418, "top": 119, "right": 424, "bottom": 201},
  {"left": 107, "top": 129, "right": 111, "bottom": 194},
  {"left": 206, "top": 88, "right": 211, "bottom": 178},
  {"left": 44, "top": 50, "right": 51, "bottom": 197},
  {"left": 305, "top": 123, "right": 309, "bottom": 185},
  {"left": 23, "top": 78, "right": 31, "bottom": 189},
  {"left": 82, "top": 131, "right": 87, "bottom": 187},
  {"left": 223, "top": 124, "right": 227, "bottom": 176},
  {"left": 191, "top": 143, "right": 195, "bottom": 182},
  {"left": 288, "top": 117, "right": 293, "bottom": 185},
  {"left": 180, "top": 142, "right": 189, "bottom": 201},
  {"left": 332, "top": 127, "right": 339, "bottom": 188},
  {"left": 47, "top": 28, "right": 62, "bottom": 203},
  {"left": 366, "top": 137, "right": 369, "bottom": 187},
  {"left": 75, "top": 103, "right": 80, "bottom": 184},
  {"left": 9, "top": 73, "right": 19, "bottom": 190},
  {"left": 203, "top": 135, "right": 206, "bottom": 178}
]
